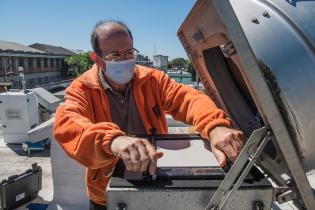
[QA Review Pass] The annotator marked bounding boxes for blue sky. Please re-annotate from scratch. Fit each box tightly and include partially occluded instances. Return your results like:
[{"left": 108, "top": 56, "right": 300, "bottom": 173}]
[{"left": 0, "top": 0, "right": 196, "bottom": 60}]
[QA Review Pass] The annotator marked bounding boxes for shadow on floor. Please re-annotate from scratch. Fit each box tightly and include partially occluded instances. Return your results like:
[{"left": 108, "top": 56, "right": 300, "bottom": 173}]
[{"left": 6, "top": 143, "right": 50, "bottom": 157}]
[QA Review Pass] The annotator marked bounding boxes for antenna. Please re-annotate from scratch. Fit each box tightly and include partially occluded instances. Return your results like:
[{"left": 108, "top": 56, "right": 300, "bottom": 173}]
[
  {"left": 18, "top": 67, "right": 27, "bottom": 93},
  {"left": 154, "top": 44, "right": 157, "bottom": 55}
]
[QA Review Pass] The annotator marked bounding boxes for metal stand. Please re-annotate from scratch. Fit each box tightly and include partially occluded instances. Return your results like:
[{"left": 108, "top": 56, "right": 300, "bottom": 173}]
[{"left": 206, "top": 126, "right": 271, "bottom": 210}]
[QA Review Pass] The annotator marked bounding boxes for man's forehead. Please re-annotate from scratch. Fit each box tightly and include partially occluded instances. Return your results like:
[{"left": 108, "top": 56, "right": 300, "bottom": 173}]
[
  {"left": 97, "top": 24, "right": 131, "bottom": 41},
  {"left": 97, "top": 24, "right": 132, "bottom": 53}
]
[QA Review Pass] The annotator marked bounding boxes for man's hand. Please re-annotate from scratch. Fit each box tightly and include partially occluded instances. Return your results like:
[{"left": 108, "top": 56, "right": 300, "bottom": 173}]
[
  {"left": 110, "top": 136, "right": 163, "bottom": 175},
  {"left": 209, "top": 126, "right": 245, "bottom": 168}
]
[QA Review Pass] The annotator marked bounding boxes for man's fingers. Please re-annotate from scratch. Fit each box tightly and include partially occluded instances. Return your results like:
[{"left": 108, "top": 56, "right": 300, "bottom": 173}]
[
  {"left": 220, "top": 143, "right": 238, "bottom": 162},
  {"left": 128, "top": 145, "right": 141, "bottom": 171},
  {"left": 232, "top": 138, "right": 243, "bottom": 153},
  {"left": 142, "top": 141, "right": 159, "bottom": 175},
  {"left": 135, "top": 141, "right": 150, "bottom": 172},
  {"left": 148, "top": 158, "right": 157, "bottom": 175},
  {"left": 119, "top": 150, "right": 132, "bottom": 171},
  {"left": 212, "top": 147, "right": 227, "bottom": 168},
  {"left": 232, "top": 132, "right": 246, "bottom": 153}
]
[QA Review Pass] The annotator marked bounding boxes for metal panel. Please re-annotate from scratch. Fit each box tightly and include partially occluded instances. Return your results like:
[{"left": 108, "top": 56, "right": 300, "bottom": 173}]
[
  {"left": 212, "top": 0, "right": 315, "bottom": 208},
  {"left": 227, "top": 0, "right": 315, "bottom": 173},
  {"left": 107, "top": 187, "right": 273, "bottom": 210}
]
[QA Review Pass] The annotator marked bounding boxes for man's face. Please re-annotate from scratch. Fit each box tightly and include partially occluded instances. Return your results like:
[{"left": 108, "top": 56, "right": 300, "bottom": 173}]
[{"left": 98, "top": 28, "right": 133, "bottom": 63}]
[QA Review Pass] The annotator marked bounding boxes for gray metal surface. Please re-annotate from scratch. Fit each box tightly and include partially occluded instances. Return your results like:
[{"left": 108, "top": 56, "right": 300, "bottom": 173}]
[
  {"left": 107, "top": 187, "right": 273, "bottom": 210},
  {"left": 229, "top": 0, "right": 315, "bottom": 173},
  {"left": 206, "top": 127, "right": 270, "bottom": 210},
  {"left": 212, "top": 0, "right": 315, "bottom": 208},
  {"left": 28, "top": 117, "right": 54, "bottom": 143},
  {"left": 31, "top": 87, "right": 60, "bottom": 112}
]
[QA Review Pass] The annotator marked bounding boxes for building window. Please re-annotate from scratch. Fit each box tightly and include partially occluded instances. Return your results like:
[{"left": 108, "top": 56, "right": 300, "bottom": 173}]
[
  {"left": 37, "top": 58, "right": 41, "bottom": 68},
  {"left": 58, "top": 59, "right": 62, "bottom": 68},
  {"left": 44, "top": 58, "right": 48, "bottom": 68},
  {"left": 18, "top": 57, "right": 24, "bottom": 68},
  {"left": 0, "top": 57, "right": 3, "bottom": 69},
  {"left": 37, "top": 77, "right": 42, "bottom": 85},
  {"left": 28, "top": 58, "right": 33, "bottom": 69},
  {"left": 0, "top": 57, "right": 3, "bottom": 75},
  {"left": 9, "top": 58, "right": 15, "bottom": 71},
  {"left": 29, "top": 79, "right": 35, "bottom": 87}
]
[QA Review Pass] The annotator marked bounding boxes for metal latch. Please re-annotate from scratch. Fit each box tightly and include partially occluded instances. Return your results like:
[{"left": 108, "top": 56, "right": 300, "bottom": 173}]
[{"left": 220, "top": 42, "right": 236, "bottom": 57}]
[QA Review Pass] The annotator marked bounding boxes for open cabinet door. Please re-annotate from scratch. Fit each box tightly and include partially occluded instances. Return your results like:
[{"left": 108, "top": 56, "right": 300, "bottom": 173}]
[{"left": 178, "top": 0, "right": 315, "bottom": 208}]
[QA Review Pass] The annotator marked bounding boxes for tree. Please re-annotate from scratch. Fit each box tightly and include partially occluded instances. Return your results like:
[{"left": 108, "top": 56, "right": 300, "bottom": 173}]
[
  {"left": 169, "top": 57, "right": 187, "bottom": 69},
  {"left": 137, "top": 54, "right": 150, "bottom": 61},
  {"left": 187, "top": 60, "right": 197, "bottom": 82},
  {"left": 65, "top": 52, "right": 93, "bottom": 76}
]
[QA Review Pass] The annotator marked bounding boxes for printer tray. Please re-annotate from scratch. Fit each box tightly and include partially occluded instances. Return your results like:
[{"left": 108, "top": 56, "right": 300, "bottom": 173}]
[{"left": 0, "top": 163, "right": 42, "bottom": 210}]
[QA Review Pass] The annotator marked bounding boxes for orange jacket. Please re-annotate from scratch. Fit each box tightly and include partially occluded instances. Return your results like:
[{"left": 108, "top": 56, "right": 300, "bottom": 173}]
[{"left": 53, "top": 64, "right": 231, "bottom": 205}]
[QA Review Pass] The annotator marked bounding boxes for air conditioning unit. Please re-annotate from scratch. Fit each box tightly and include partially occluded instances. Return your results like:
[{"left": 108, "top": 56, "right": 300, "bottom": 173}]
[{"left": 0, "top": 90, "right": 39, "bottom": 143}]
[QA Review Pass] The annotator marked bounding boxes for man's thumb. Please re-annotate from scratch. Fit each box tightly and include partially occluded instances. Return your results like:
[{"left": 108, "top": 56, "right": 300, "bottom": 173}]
[{"left": 212, "top": 148, "right": 227, "bottom": 168}]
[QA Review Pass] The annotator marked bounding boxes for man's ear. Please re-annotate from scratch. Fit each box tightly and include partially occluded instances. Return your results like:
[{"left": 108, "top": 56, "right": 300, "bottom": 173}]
[{"left": 90, "top": 52, "right": 104, "bottom": 69}]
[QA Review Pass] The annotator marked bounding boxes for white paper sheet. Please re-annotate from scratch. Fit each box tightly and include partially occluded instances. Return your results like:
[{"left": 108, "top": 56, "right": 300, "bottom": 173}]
[{"left": 156, "top": 140, "right": 219, "bottom": 167}]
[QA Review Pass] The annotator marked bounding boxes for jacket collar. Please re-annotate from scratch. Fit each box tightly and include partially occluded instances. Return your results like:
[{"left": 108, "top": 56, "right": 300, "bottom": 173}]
[{"left": 79, "top": 64, "right": 152, "bottom": 89}]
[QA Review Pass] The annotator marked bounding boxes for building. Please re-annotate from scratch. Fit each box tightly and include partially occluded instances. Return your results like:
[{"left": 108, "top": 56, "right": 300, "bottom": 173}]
[
  {"left": 66, "top": 49, "right": 84, "bottom": 55},
  {"left": 153, "top": 55, "right": 168, "bottom": 71},
  {"left": 135, "top": 60, "right": 153, "bottom": 67},
  {"left": 0, "top": 41, "right": 74, "bottom": 89},
  {"left": 29, "top": 43, "right": 75, "bottom": 56}
]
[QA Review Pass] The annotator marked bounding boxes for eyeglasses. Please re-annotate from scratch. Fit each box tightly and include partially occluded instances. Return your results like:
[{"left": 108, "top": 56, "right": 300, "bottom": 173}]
[{"left": 101, "top": 48, "right": 139, "bottom": 61}]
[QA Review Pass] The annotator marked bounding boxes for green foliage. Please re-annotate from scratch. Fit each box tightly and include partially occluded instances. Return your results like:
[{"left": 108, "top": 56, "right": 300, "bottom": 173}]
[
  {"left": 168, "top": 57, "right": 187, "bottom": 69},
  {"left": 167, "top": 57, "right": 197, "bottom": 81},
  {"left": 65, "top": 52, "right": 93, "bottom": 76},
  {"left": 137, "top": 54, "right": 150, "bottom": 61},
  {"left": 187, "top": 60, "right": 196, "bottom": 82}
]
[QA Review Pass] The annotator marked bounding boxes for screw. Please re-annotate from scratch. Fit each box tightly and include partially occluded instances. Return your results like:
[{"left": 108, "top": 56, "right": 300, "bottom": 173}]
[
  {"left": 252, "top": 18, "right": 259, "bottom": 24},
  {"left": 116, "top": 203, "right": 127, "bottom": 210},
  {"left": 254, "top": 201, "right": 264, "bottom": 210},
  {"left": 262, "top": 11, "right": 270, "bottom": 18},
  {"left": 286, "top": 179, "right": 293, "bottom": 186}
]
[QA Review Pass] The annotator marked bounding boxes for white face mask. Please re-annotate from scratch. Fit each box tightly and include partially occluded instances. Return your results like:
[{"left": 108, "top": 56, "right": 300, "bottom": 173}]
[{"left": 103, "top": 58, "right": 135, "bottom": 85}]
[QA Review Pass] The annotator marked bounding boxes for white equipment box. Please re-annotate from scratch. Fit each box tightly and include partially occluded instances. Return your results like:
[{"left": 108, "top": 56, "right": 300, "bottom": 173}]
[{"left": 0, "top": 90, "right": 39, "bottom": 143}]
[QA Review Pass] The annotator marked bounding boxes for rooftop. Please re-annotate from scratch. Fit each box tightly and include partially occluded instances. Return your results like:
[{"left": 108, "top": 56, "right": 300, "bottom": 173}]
[
  {"left": 0, "top": 40, "right": 44, "bottom": 54},
  {"left": 29, "top": 43, "right": 75, "bottom": 56}
]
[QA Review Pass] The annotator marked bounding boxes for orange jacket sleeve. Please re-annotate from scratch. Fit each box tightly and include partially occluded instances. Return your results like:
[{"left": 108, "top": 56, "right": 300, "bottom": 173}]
[
  {"left": 157, "top": 71, "right": 232, "bottom": 139},
  {"left": 53, "top": 80, "right": 124, "bottom": 169}
]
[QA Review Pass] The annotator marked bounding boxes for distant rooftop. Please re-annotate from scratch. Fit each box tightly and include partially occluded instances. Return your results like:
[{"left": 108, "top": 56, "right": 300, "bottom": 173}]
[
  {"left": 29, "top": 43, "right": 75, "bottom": 56},
  {"left": 153, "top": 55, "right": 168, "bottom": 57},
  {"left": 0, "top": 40, "right": 44, "bottom": 54},
  {"left": 66, "top": 49, "right": 85, "bottom": 55}
]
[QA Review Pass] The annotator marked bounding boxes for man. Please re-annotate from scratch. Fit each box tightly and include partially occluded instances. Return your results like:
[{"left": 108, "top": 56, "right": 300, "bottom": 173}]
[{"left": 53, "top": 20, "right": 245, "bottom": 210}]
